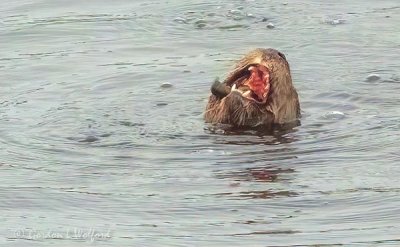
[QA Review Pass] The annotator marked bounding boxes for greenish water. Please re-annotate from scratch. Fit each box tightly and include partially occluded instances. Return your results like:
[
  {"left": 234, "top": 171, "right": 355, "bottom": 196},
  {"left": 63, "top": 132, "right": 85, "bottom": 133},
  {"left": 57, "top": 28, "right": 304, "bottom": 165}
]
[{"left": 1, "top": 0, "right": 400, "bottom": 246}]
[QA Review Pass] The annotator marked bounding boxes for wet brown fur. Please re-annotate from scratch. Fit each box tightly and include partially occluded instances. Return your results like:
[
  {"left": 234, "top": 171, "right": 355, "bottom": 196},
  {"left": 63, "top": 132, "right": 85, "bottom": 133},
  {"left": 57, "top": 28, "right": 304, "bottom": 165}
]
[{"left": 204, "top": 48, "right": 300, "bottom": 127}]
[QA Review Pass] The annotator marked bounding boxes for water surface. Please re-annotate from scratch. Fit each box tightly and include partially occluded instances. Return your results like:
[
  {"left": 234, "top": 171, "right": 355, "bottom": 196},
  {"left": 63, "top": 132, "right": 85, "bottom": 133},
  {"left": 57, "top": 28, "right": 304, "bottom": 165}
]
[{"left": 1, "top": 0, "right": 400, "bottom": 246}]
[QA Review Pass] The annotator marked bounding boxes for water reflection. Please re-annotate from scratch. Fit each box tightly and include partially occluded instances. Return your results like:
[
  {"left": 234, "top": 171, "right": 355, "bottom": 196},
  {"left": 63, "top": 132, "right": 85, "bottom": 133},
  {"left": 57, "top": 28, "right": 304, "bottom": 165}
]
[
  {"left": 220, "top": 190, "right": 298, "bottom": 200},
  {"left": 209, "top": 122, "right": 300, "bottom": 200},
  {"left": 230, "top": 229, "right": 301, "bottom": 236},
  {"left": 216, "top": 165, "right": 298, "bottom": 200},
  {"left": 217, "top": 166, "right": 295, "bottom": 183}
]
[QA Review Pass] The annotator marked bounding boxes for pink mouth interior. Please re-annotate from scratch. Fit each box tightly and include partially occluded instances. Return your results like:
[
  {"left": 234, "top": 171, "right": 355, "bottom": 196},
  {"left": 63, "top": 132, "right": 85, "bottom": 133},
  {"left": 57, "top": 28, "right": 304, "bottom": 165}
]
[{"left": 244, "top": 65, "right": 270, "bottom": 102}]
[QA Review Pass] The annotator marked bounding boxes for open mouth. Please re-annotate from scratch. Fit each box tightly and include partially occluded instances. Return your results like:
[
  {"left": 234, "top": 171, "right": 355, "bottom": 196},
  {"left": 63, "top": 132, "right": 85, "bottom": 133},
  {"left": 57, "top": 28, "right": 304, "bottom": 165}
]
[{"left": 231, "top": 64, "right": 270, "bottom": 104}]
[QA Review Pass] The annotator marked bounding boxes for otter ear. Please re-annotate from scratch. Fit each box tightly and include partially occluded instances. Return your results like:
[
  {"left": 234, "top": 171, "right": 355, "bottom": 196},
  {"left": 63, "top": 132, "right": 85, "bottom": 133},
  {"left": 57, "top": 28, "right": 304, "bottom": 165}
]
[
  {"left": 211, "top": 78, "right": 231, "bottom": 99},
  {"left": 277, "top": 51, "right": 286, "bottom": 61}
]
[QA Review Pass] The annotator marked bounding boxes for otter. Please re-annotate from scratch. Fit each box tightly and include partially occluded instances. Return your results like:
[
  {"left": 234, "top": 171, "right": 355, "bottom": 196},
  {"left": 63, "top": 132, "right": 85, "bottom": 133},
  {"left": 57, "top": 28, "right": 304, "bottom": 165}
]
[{"left": 204, "top": 48, "right": 300, "bottom": 127}]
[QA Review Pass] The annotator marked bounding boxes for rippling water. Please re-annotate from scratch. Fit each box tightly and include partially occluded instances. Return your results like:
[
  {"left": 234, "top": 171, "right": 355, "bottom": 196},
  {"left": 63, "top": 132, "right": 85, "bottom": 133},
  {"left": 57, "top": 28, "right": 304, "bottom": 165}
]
[{"left": 1, "top": 0, "right": 400, "bottom": 246}]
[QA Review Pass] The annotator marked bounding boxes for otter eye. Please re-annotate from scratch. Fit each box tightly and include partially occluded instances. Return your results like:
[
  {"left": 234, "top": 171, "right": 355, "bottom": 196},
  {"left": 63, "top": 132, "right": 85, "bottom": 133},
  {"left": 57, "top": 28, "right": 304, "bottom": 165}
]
[{"left": 277, "top": 52, "right": 286, "bottom": 60}]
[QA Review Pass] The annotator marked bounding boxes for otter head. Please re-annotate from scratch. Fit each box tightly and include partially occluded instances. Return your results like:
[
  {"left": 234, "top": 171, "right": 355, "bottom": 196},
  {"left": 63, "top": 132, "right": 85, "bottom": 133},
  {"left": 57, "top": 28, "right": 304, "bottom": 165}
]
[{"left": 205, "top": 48, "right": 300, "bottom": 127}]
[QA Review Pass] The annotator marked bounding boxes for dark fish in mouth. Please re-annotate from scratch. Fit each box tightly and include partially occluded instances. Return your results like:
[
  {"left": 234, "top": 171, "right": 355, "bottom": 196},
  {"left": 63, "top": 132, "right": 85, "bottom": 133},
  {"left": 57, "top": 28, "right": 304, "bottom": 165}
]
[{"left": 205, "top": 48, "right": 300, "bottom": 127}]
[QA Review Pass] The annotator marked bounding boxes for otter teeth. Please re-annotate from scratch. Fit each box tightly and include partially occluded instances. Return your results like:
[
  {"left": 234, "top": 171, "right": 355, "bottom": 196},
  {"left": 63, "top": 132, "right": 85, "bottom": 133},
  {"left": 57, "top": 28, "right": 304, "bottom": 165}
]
[
  {"left": 232, "top": 84, "right": 248, "bottom": 94},
  {"left": 242, "top": 91, "right": 252, "bottom": 97},
  {"left": 231, "top": 84, "right": 237, "bottom": 91}
]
